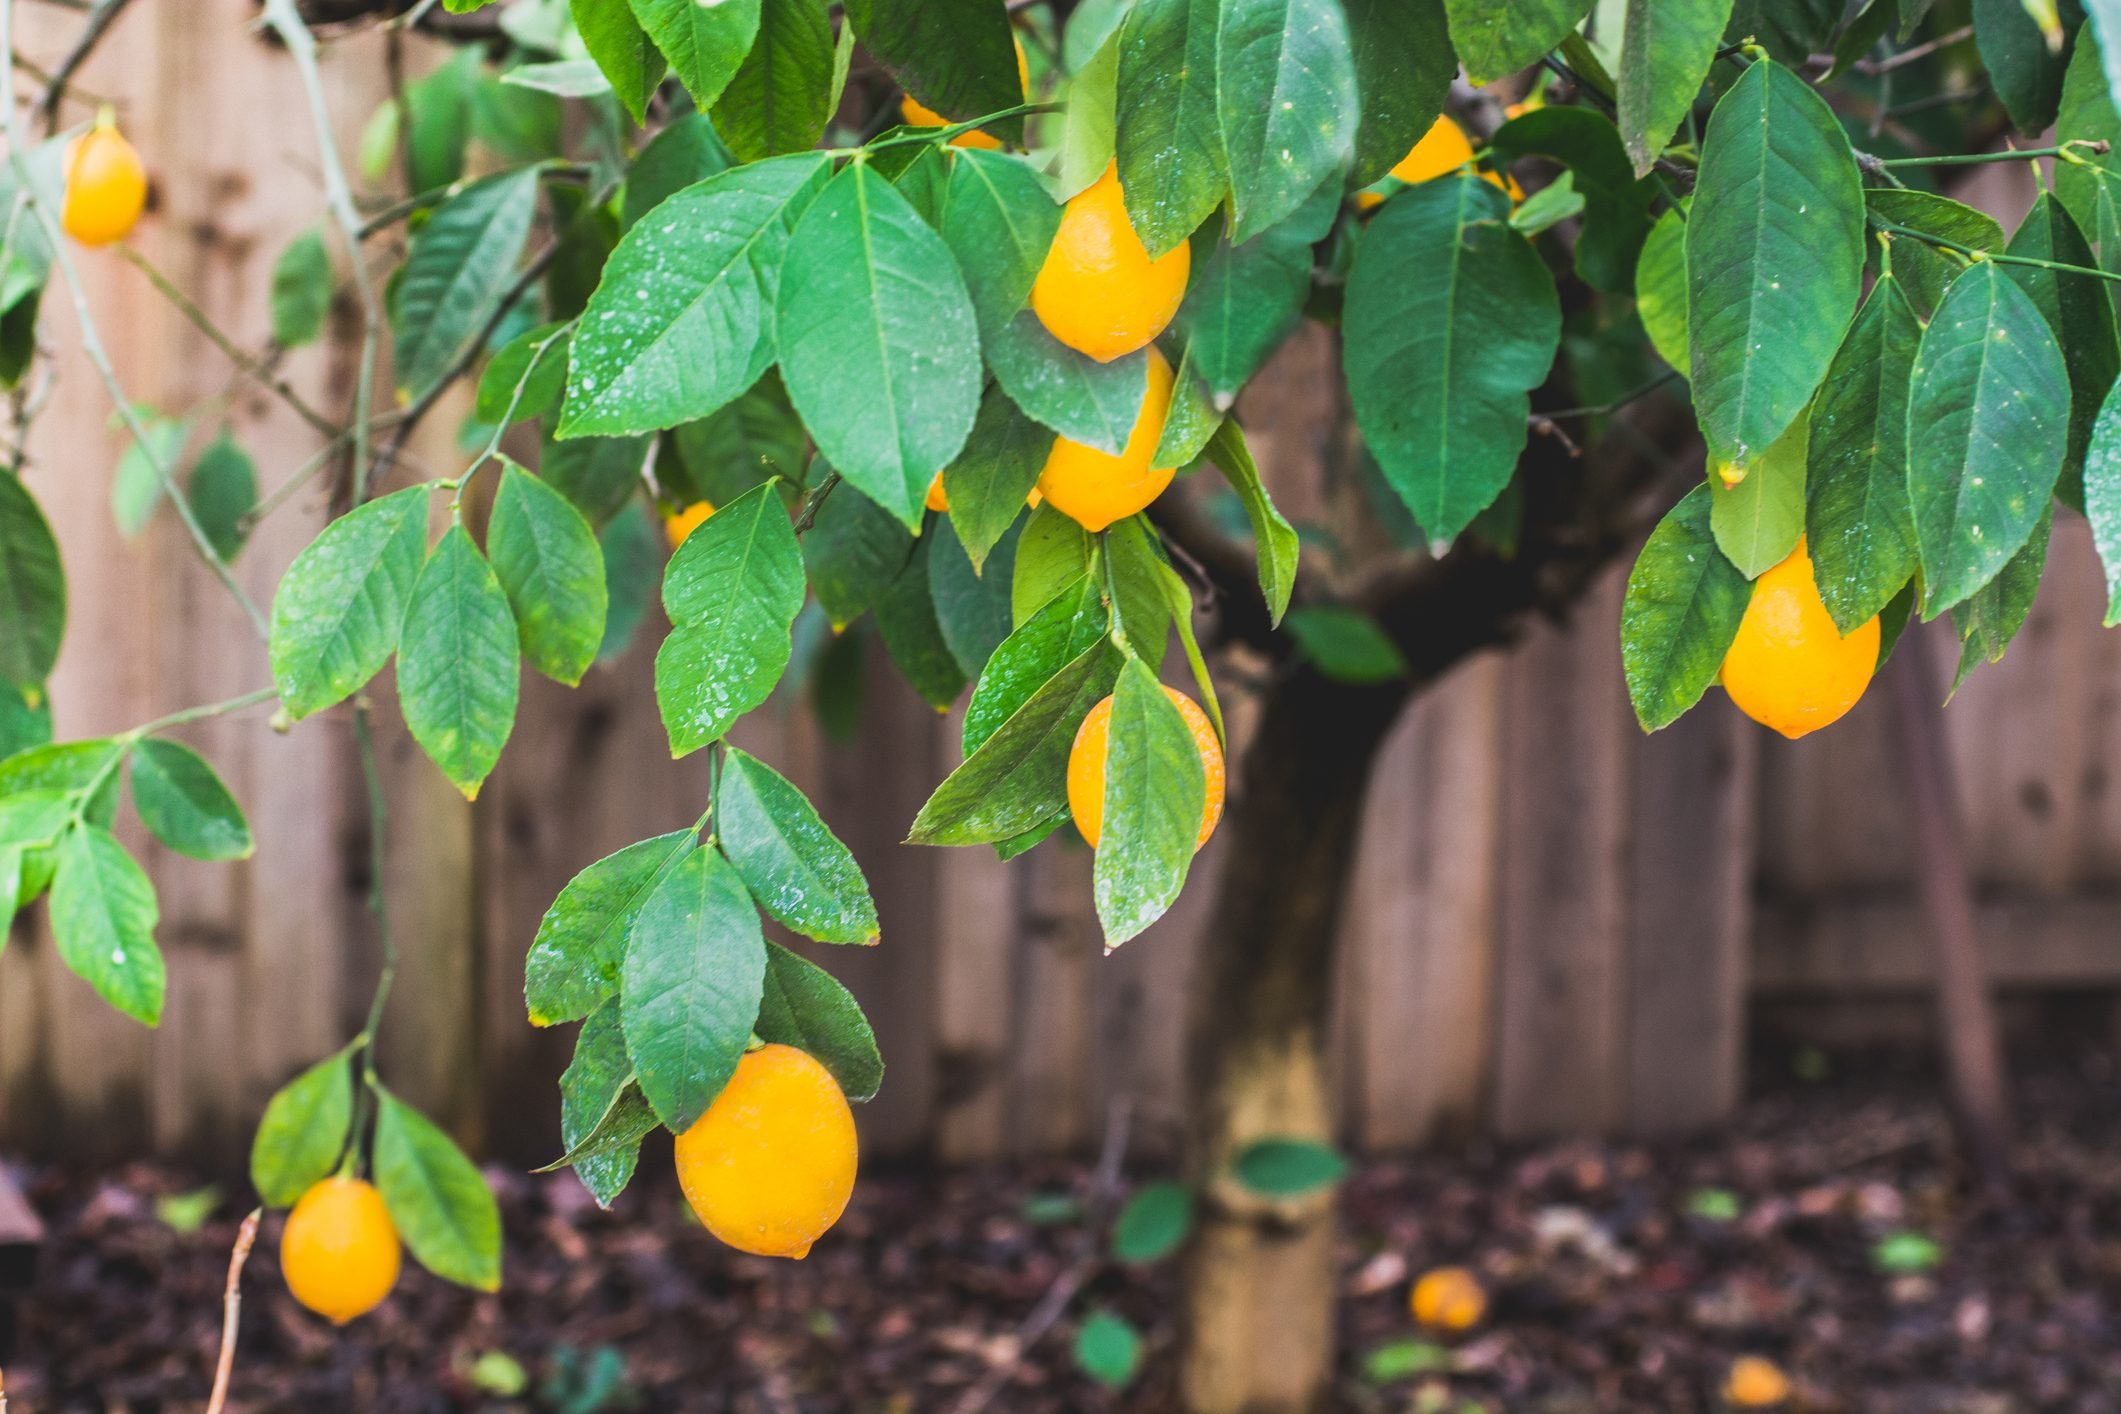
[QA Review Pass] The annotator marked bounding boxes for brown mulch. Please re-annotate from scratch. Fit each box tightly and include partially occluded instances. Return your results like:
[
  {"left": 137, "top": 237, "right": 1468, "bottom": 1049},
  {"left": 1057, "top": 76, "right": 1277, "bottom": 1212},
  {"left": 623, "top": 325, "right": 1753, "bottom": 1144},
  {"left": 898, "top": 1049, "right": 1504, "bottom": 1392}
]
[{"left": 7, "top": 1049, "right": 2121, "bottom": 1412}]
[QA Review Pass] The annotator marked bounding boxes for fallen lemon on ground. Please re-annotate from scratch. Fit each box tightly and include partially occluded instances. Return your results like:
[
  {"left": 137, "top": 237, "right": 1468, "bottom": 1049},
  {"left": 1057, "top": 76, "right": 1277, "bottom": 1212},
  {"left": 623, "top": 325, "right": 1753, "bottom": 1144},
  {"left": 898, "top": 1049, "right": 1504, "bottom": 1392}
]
[
  {"left": 663, "top": 500, "right": 715, "bottom": 550},
  {"left": 1067, "top": 684, "right": 1224, "bottom": 850},
  {"left": 1723, "top": 1355, "right": 1791, "bottom": 1407},
  {"left": 1720, "top": 537, "right": 1880, "bottom": 740},
  {"left": 900, "top": 36, "right": 1028, "bottom": 150},
  {"left": 1356, "top": 115, "right": 1520, "bottom": 211},
  {"left": 1410, "top": 1265, "right": 1487, "bottom": 1331},
  {"left": 62, "top": 111, "right": 147, "bottom": 246},
  {"left": 675, "top": 1043, "right": 857, "bottom": 1260},
  {"left": 1036, "top": 345, "right": 1175, "bottom": 532},
  {"left": 1032, "top": 160, "right": 1190, "bottom": 363},
  {"left": 280, "top": 1175, "right": 402, "bottom": 1324}
]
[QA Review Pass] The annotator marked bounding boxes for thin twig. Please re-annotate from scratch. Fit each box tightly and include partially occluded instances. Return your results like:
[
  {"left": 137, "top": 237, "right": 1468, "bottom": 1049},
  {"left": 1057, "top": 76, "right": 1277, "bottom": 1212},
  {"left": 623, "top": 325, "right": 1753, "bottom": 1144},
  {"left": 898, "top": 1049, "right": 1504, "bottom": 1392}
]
[
  {"left": 204, "top": 1208, "right": 261, "bottom": 1414},
  {"left": 34, "top": 0, "right": 129, "bottom": 135},
  {"left": 1859, "top": 23, "right": 1974, "bottom": 75},
  {"left": 1878, "top": 139, "right": 2108, "bottom": 169},
  {"left": 791, "top": 471, "right": 842, "bottom": 533},
  {"left": 1870, "top": 216, "right": 2121, "bottom": 282}
]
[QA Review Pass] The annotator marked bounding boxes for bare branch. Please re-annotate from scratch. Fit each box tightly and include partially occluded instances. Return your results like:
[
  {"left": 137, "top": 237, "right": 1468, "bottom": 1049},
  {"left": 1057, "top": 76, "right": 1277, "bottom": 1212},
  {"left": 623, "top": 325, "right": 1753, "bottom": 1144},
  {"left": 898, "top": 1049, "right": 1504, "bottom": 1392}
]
[
  {"left": 34, "top": 0, "right": 129, "bottom": 136},
  {"left": 204, "top": 1208, "right": 262, "bottom": 1414}
]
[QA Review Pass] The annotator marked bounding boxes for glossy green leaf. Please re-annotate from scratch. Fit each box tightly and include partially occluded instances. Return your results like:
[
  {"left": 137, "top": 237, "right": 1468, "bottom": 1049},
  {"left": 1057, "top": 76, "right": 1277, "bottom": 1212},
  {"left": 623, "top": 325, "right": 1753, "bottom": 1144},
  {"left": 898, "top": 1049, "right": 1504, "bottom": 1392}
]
[
  {"left": 1805, "top": 276, "right": 1922, "bottom": 634},
  {"left": 941, "top": 384, "right": 1051, "bottom": 571},
  {"left": 621, "top": 846, "right": 768, "bottom": 1130},
  {"left": 129, "top": 738, "right": 251, "bottom": 862},
  {"left": 373, "top": 1090, "right": 502, "bottom": 1290},
  {"left": 1111, "top": 1181, "right": 1193, "bottom": 1262},
  {"left": 1116, "top": 0, "right": 1228, "bottom": 257},
  {"left": 875, "top": 533, "right": 969, "bottom": 708},
  {"left": 1618, "top": 0, "right": 1732, "bottom": 176},
  {"left": 526, "top": 829, "right": 697, "bottom": 1027},
  {"left": 1865, "top": 190, "right": 2001, "bottom": 319},
  {"left": 248, "top": 1046, "right": 354, "bottom": 1208},
  {"left": 1231, "top": 1135, "right": 1348, "bottom": 1196},
  {"left": 476, "top": 321, "right": 571, "bottom": 425},
  {"left": 802, "top": 479, "right": 915, "bottom": 629},
  {"left": 664, "top": 372, "right": 808, "bottom": 507},
  {"left": 776, "top": 163, "right": 983, "bottom": 530},
  {"left": 50, "top": 823, "right": 162, "bottom": 1025},
  {"left": 1906, "top": 261, "right": 2071, "bottom": 615},
  {"left": 1179, "top": 179, "right": 1336, "bottom": 402},
  {"left": 2080, "top": 376, "right": 2121, "bottom": 622},
  {"left": 398, "top": 526, "right": 520, "bottom": 799},
  {"left": 714, "top": 0, "right": 836, "bottom": 162},
  {"left": 269, "top": 229, "right": 333, "bottom": 349},
  {"left": 1346, "top": 174, "right": 1560, "bottom": 544},
  {"left": 845, "top": 0, "right": 1024, "bottom": 142},
  {"left": 1711, "top": 405, "right": 1807, "bottom": 579},
  {"left": 1686, "top": 59, "right": 1865, "bottom": 472},
  {"left": 1093, "top": 657, "right": 1205, "bottom": 947},
  {"left": 1974, "top": 0, "right": 2073, "bottom": 134},
  {"left": 488, "top": 463, "right": 607, "bottom": 685},
  {"left": 0, "top": 469, "right": 64, "bottom": 691},
  {"left": 717, "top": 748, "right": 878, "bottom": 944},
  {"left": 1204, "top": 421, "right": 1298, "bottom": 625},
  {"left": 655, "top": 482, "right": 804, "bottom": 754},
  {"left": 596, "top": 502, "right": 659, "bottom": 664},
  {"left": 573, "top": 0, "right": 665, "bottom": 125},
  {"left": 964, "top": 576, "right": 1108, "bottom": 753},
  {"left": 1487, "top": 105, "right": 1657, "bottom": 292},
  {"left": 2056, "top": 32, "right": 2121, "bottom": 235},
  {"left": 1950, "top": 504, "right": 2050, "bottom": 694},
  {"left": 1012, "top": 503, "right": 1096, "bottom": 625},
  {"left": 1345, "top": 0, "right": 1453, "bottom": 187},
  {"left": 2002, "top": 192, "right": 2119, "bottom": 505},
  {"left": 628, "top": 0, "right": 761, "bottom": 108},
  {"left": 268, "top": 486, "right": 430, "bottom": 720},
  {"left": 1216, "top": 0, "right": 1357, "bottom": 241},
  {"left": 1060, "top": 31, "right": 1122, "bottom": 198},
  {"left": 1723, "top": 0, "right": 1840, "bottom": 62},
  {"left": 392, "top": 167, "right": 541, "bottom": 403},
  {"left": 554, "top": 1001, "right": 658, "bottom": 1206},
  {"left": 1636, "top": 206, "right": 1689, "bottom": 372},
  {"left": 754, "top": 940, "right": 884, "bottom": 1101},
  {"left": 938, "top": 148, "right": 1063, "bottom": 343},
  {"left": 624, "top": 119, "right": 732, "bottom": 232},
  {"left": 928, "top": 515, "right": 1018, "bottom": 678},
  {"left": 0, "top": 682, "right": 50, "bottom": 765},
  {"left": 987, "top": 314, "right": 1148, "bottom": 456},
  {"left": 1153, "top": 346, "right": 1223, "bottom": 467},
  {"left": 563, "top": 154, "right": 830, "bottom": 439},
  {"left": 542, "top": 431, "right": 649, "bottom": 528},
  {"left": 1620, "top": 485, "right": 1749, "bottom": 731},
  {"left": 1442, "top": 0, "right": 1591, "bottom": 83}
]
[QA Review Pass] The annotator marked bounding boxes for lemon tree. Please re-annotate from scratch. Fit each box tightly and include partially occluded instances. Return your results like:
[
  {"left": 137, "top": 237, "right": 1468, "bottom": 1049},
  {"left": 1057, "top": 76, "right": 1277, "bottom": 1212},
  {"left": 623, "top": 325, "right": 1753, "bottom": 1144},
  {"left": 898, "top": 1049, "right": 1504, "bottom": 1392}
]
[{"left": 3, "top": 0, "right": 2120, "bottom": 1402}]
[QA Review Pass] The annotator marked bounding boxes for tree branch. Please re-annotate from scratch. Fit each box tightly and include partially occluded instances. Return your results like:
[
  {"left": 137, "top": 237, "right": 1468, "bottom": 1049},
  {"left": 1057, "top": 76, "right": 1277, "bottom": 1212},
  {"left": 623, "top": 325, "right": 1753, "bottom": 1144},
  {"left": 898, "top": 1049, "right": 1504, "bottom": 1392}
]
[{"left": 34, "top": 0, "right": 128, "bottom": 136}]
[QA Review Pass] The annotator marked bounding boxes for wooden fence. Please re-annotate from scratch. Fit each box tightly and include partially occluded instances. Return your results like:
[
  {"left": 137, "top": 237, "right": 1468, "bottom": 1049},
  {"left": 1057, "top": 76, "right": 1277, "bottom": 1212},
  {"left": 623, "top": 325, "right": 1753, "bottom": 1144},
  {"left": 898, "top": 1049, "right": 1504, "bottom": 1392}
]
[{"left": 4, "top": 5, "right": 2118, "bottom": 1173}]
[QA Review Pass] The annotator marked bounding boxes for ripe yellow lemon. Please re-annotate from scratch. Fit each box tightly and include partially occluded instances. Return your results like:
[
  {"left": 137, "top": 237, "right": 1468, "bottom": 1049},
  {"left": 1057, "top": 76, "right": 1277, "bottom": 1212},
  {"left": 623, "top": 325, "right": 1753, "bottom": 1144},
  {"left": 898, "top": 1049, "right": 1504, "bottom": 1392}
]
[
  {"left": 1031, "top": 161, "right": 1191, "bottom": 363},
  {"left": 61, "top": 115, "right": 147, "bottom": 246},
  {"left": 664, "top": 500, "right": 715, "bottom": 550},
  {"left": 900, "top": 37, "right": 1028, "bottom": 150},
  {"left": 925, "top": 473, "right": 1042, "bottom": 515},
  {"left": 1720, "top": 537, "right": 1880, "bottom": 740},
  {"left": 1410, "top": 1266, "right": 1487, "bottom": 1330},
  {"left": 1355, "top": 115, "right": 1520, "bottom": 211},
  {"left": 280, "top": 1176, "right": 402, "bottom": 1325},
  {"left": 1067, "top": 684, "right": 1224, "bottom": 850},
  {"left": 1723, "top": 1355, "right": 1792, "bottom": 1407},
  {"left": 1035, "top": 346, "right": 1175, "bottom": 532},
  {"left": 675, "top": 1043, "right": 857, "bottom": 1260}
]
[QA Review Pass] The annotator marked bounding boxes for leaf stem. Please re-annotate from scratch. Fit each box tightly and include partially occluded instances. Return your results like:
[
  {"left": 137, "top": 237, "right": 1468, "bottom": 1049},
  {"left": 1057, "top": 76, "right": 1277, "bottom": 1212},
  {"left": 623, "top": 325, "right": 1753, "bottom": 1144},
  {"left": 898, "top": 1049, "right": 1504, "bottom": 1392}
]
[
  {"left": 1876, "top": 139, "right": 2109, "bottom": 169},
  {"left": 845, "top": 99, "right": 1063, "bottom": 155},
  {"left": 119, "top": 686, "right": 279, "bottom": 741},
  {"left": 1868, "top": 216, "right": 2121, "bottom": 284},
  {"left": 446, "top": 317, "right": 577, "bottom": 507}
]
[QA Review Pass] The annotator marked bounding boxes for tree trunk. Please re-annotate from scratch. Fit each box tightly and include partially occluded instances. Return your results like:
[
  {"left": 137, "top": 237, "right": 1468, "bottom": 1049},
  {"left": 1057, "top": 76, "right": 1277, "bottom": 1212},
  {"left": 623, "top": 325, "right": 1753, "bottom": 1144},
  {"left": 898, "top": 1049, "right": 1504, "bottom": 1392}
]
[{"left": 1178, "top": 670, "right": 1409, "bottom": 1414}]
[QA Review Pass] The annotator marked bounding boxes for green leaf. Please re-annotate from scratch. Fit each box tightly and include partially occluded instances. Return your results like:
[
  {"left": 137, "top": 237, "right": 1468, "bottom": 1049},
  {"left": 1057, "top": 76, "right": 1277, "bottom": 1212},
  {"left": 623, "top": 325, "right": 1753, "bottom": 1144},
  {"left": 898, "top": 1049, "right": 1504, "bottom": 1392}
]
[
  {"left": 777, "top": 164, "right": 983, "bottom": 529},
  {"left": 392, "top": 167, "right": 541, "bottom": 403},
  {"left": 1060, "top": 31, "right": 1122, "bottom": 198},
  {"left": 1974, "top": 0, "right": 2073, "bottom": 134},
  {"left": 128, "top": 738, "right": 251, "bottom": 861},
  {"left": 1178, "top": 180, "right": 1336, "bottom": 402},
  {"left": 0, "top": 681, "right": 51, "bottom": 764},
  {"left": 622, "top": 115, "right": 731, "bottom": 232},
  {"left": 1951, "top": 504, "right": 2050, "bottom": 694},
  {"left": 1711, "top": 405, "right": 1807, "bottom": 579},
  {"left": 2056, "top": 31, "right": 2121, "bottom": 236},
  {"left": 1635, "top": 207, "right": 1688, "bottom": 372},
  {"left": 543, "top": 431, "right": 649, "bottom": 528},
  {"left": 1111, "top": 1181, "right": 1193, "bottom": 1262},
  {"left": 621, "top": 846, "right": 768, "bottom": 1130},
  {"left": 1346, "top": 174, "right": 1561, "bottom": 544},
  {"left": 1231, "top": 1136, "right": 1348, "bottom": 1196},
  {"left": 987, "top": 314, "right": 1149, "bottom": 455},
  {"left": 1345, "top": 0, "right": 1454, "bottom": 187},
  {"left": 714, "top": 0, "right": 836, "bottom": 162},
  {"left": 1074, "top": 1312, "right": 1143, "bottom": 1388},
  {"left": 942, "top": 384, "right": 1051, "bottom": 571},
  {"left": 845, "top": 0, "right": 1024, "bottom": 142},
  {"left": 1806, "top": 276, "right": 1922, "bottom": 633},
  {"left": 1116, "top": 0, "right": 1228, "bottom": 257},
  {"left": 1723, "top": 0, "right": 1841, "bottom": 62},
  {"left": 1509, "top": 170, "right": 1584, "bottom": 235},
  {"left": 526, "top": 829, "right": 697, "bottom": 1027},
  {"left": 476, "top": 321, "right": 571, "bottom": 425},
  {"left": 1204, "top": 420, "right": 1299, "bottom": 624},
  {"left": 1442, "top": 0, "right": 1592, "bottom": 83},
  {"left": 269, "top": 229, "right": 333, "bottom": 349},
  {"left": 664, "top": 373, "right": 808, "bottom": 507},
  {"left": 1012, "top": 503, "right": 1096, "bottom": 625},
  {"left": 268, "top": 485, "right": 431, "bottom": 720},
  {"left": 964, "top": 576, "right": 1108, "bottom": 753},
  {"left": 754, "top": 939, "right": 884, "bottom": 1100},
  {"left": 2001, "top": 192, "right": 2119, "bottom": 506},
  {"left": 187, "top": 433, "right": 257, "bottom": 565},
  {"left": 373, "top": 1090, "right": 502, "bottom": 1290},
  {"left": 0, "top": 738, "right": 124, "bottom": 799},
  {"left": 627, "top": 0, "right": 761, "bottom": 108},
  {"left": 2082, "top": 378, "right": 2121, "bottom": 622},
  {"left": 717, "top": 748, "right": 878, "bottom": 944},
  {"left": 555, "top": 1001, "right": 658, "bottom": 1206},
  {"left": 1154, "top": 345, "right": 1224, "bottom": 467},
  {"left": 572, "top": 0, "right": 665, "bottom": 124},
  {"left": 938, "top": 148, "right": 1063, "bottom": 344},
  {"left": 0, "top": 469, "right": 64, "bottom": 690},
  {"left": 654, "top": 481, "right": 805, "bottom": 754},
  {"left": 1865, "top": 190, "right": 2003, "bottom": 319},
  {"left": 248, "top": 1047, "right": 354, "bottom": 1208},
  {"left": 1093, "top": 657, "right": 1206, "bottom": 946},
  {"left": 597, "top": 502, "right": 660, "bottom": 663},
  {"left": 1282, "top": 606, "right": 1407, "bottom": 684},
  {"left": 563, "top": 154, "right": 830, "bottom": 439},
  {"left": 1686, "top": 59, "right": 1865, "bottom": 472},
  {"left": 111, "top": 413, "right": 186, "bottom": 539},
  {"left": 1906, "top": 261, "right": 2071, "bottom": 615},
  {"left": 50, "top": 823, "right": 163, "bottom": 1025},
  {"left": 402, "top": 51, "right": 477, "bottom": 194},
  {"left": 803, "top": 479, "right": 916, "bottom": 629},
  {"left": 1621, "top": 484, "right": 1750, "bottom": 731},
  {"left": 1487, "top": 104, "right": 1657, "bottom": 293},
  {"left": 1872, "top": 1229, "right": 1944, "bottom": 1275},
  {"left": 1617, "top": 0, "right": 1732, "bottom": 176},
  {"left": 398, "top": 526, "right": 521, "bottom": 799},
  {"left": 488, "top": 463, "right": 607, "bottom": 685},
  {"left": 928, "top": 515, "right": 1018, "bottom": 678},
  {"left": 1216, "top": 0, "right": 1357, "bottom": 242},
  {"left": 909, "top": 636, "right": 1120, "bottom": 844},
  {"left": 875, "top": 533, "right": 970, "bottom": 708}
]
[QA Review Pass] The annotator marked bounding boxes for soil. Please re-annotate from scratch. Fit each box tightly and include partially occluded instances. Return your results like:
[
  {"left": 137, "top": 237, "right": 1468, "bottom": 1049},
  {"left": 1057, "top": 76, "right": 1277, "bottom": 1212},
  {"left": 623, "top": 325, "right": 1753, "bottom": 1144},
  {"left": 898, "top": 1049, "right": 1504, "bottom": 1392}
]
[{"left": 7, "top": 1048, "right": 2121, "bottom": 1413}]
